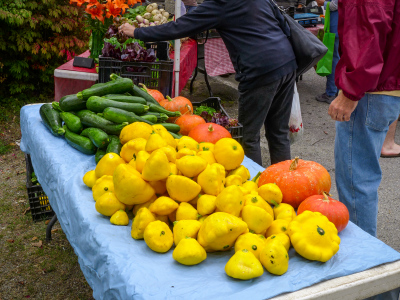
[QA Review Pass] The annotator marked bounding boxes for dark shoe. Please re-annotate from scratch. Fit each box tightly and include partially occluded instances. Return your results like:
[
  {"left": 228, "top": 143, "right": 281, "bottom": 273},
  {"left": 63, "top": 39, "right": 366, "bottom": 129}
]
[
  {"left": 380, "top": 153, "right": 400, "bottom": 158},
  {"left": 316, "top": 93, "right": 336, "bottom": 104}
]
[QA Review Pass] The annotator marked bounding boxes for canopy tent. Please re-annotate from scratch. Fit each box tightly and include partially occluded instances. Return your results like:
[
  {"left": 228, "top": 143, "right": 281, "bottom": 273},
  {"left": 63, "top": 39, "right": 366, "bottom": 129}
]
[{"left": 174, "top": 0, "right": 182, "bottom": 96}]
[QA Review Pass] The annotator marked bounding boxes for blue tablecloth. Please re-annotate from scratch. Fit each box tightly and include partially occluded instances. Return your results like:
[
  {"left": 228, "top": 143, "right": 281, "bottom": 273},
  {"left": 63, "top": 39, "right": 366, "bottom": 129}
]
[{"left": 20, "top": 104, "right": 400, "bottom": 300}]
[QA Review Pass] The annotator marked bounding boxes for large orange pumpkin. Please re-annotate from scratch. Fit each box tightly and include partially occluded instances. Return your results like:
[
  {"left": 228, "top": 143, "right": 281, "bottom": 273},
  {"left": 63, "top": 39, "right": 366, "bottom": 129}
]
[
  {"left": 160, "top": 96, "right": 193, "bottom": 123},
  {"left": 188, "top": 123, "right": 232, "bottom": 144},
  {"left": 175, "top": 114, "right": 206, "bottom": 136},
  {"left": 297, "top": 192, "right": 349, "bottom": 232},
  {"left": 258, "top": 157, "right": 331, "bottom": 208}
]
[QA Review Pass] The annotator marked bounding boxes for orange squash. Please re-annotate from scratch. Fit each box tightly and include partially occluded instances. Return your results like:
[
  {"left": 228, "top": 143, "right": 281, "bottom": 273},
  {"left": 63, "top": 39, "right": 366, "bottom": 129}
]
[
  {"left": 258, "top": 157, "right": 331, "bottom": 209},
  {"left": 160, "top": 96, "right": 193, "bottom": 123},
  {"left": 188, "top": 123, "right": 232, "bottom": 144},
  {"left": 139, "top": 84, "right": 165, "bottom": 103},
  {"left": 297, "top": 192, "right": 349, "bottom": 232},
  {"left": 175, "top": 114, "right": 206, "bottom": 136}
]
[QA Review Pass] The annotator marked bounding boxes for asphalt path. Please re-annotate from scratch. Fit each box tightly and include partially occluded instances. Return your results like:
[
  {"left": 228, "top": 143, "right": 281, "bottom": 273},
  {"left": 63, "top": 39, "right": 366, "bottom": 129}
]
[{"left": 183, "top": 67, "right": 400, "bottom": 252}]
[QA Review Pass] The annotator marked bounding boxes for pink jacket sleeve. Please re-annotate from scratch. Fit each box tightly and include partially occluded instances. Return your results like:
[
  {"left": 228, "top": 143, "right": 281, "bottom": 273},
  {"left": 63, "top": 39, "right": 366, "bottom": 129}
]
[{"left": 334, "top": 1, "right": 394, "bottom": 101}]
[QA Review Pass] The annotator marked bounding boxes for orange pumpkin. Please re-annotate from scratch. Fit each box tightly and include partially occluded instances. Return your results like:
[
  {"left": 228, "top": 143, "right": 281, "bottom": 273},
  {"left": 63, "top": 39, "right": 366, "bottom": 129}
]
[
  {"left": 188, "top": 123, "right": 232, "bottom": 144},
  {"left": 258, "top": 157, "right": 331, "bottom": 209},
  {"left": 175, "top": 114, "right": 206, "bottom": 136},
  {"left": 139, "top": 84, "right": 165, "bottom": 103},
  {"left": 160, "top": 96, "right": 193, "bottom": 123},
  {"left": 297, "top": 192, "right": 349, "bottom": 232}
]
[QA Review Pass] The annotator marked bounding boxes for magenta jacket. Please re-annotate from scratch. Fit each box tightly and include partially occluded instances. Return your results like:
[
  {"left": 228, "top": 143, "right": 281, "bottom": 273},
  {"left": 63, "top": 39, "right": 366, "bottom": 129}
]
[{"left": 335, "top": 0, "right": 400, "bottom": 101}]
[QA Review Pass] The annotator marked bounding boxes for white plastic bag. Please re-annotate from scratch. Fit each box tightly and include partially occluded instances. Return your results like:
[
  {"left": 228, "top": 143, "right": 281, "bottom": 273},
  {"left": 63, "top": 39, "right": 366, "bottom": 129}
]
[{"left": 288, "top": 83, "right": 304, "bottom": 144}]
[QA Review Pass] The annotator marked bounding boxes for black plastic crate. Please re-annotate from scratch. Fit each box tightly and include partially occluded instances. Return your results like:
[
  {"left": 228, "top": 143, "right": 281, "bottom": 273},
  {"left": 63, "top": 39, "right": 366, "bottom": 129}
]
[
  {"left": 98, "top": 41, "right": 173, "bottom": 97},
  {"left": 192, "top": 97, "right": 243, "bottom": 145},
  {"left": 25, "top": 154, "right": 54, "bottom": 222}
]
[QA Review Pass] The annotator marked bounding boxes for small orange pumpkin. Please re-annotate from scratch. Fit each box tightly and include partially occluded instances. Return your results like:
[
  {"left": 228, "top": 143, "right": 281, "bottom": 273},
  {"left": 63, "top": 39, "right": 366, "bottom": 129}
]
[
  {"left": 188, "top": 123, "right": 232, "bottom": 144},
  {"left": 258, "top": 157, "right": 331, "bottom": 209},
  {"left": 139, "top": 84, "right": 165, "bottom": 103},
  {"left": 160, "top": 96, "right": 193, "bottom": 123},
  {"left": 297, "top": 192, "right": 349, "bottom": 232},
  {"left": 174, "top": 114, "right": 206, "bottom": 136}
]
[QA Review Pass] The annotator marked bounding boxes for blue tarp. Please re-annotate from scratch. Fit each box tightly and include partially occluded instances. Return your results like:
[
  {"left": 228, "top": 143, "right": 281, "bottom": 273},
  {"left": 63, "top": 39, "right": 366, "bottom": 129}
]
[{"left": 20, "top": 104, "right": 400, "bottom": 300}]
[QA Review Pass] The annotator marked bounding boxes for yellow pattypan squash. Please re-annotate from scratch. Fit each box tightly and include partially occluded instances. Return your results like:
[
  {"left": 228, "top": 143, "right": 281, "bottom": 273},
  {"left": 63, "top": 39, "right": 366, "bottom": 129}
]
[
  {"left": 166, "top": 175, "right": 201, "bottom": 202},
  {"left": 198, "top": 142, "right": 215, "bottom": 152},
  {"left": 225, "top": 249, "right": 264, "bottom": 280},
  {"left": 95, "top": 153, "right": 125, "bottom": 178},
  {"left": 169, "top": 162, "right": 179, "bottom": 175},
  {"left": 227, "top": 165, "right": 250, "bottom": 183},
  {"left": 151, "top": 124, "right": 168, "bottom": 134},
  {"left": 95, "top": 192, "right": 126, "bottom": 216},
  {"left": 131, "top": 207, "right": 156, "bottom": 240},
  {"left": 176, "top": 147, "right": 197, "bottom": 159},
  {"left": 197, "top": 212, "right": 248, "bottom": 252},
  {"left": 158, "top": 130, "right": 177, "bottom": 149},
  {"left": 225, "top": 174, "right": 243, "bottom": 187},
  {"left": 149, "top": 196, "right": 179, "bottom": 216},
  {"left": 288, "top": 210, "right": 340, "bottom": 262},
  {"left": 244, "top": 194, "right": 274, "bottom": 218},
  {"left": 113, "top": 164, "right": 155, "bottom": 205},
  {"left": 265, "top": 233, "right": 291, "bottom": 252},
  {"left": 234, "top": 232, "right": 266, "bottom": 260},
  {"left": 142, "top": 149, "right": 170, "bottom": 181},
  {"left": 119, "top": 138, "right": 147, "bottom": 163},
  {"left": 265, "top": 219, "right": 290, "bottom": 238},
  {"left": 144, "top": 220, "right": 174, "bottom": 253},
  {"left": 148, "top": 180, "right": 167, "bottom": 195},
  {"left": 214, "top": 138, "right": 244, "bottom": 171},
  {"left": 258, "top": 183, "right": 283, "bottom": 206},
  {"left": 83, "top": 170, "right": 98, "bottom": 188},
  {"left": 197, "top": 164, "right": 225, "bottom": 196},
  {"left": 132, "top": 195, "right": 157, "bottom": 215},
  {"left": 173, "top": 219, "right": 202, "bottom": 246},
  {"left": 154, "top": 214, "right": 170, "bottom": 225},
  {"left": 242, "top": 180, "right": 259, "bottom": 194},
  {"left": 273, "top": 202, "right": 296, "bottom": 222},
  {"left": 196, "top": 194, "right": 217, "bottom": 216},
  {"left": 110, "top": 209, "right": 129, "bottom": 226},
  {"left": 196, "top": 150, "right": 216, "bottom": 165},
  {"left": 260, "top": 239, "right": 289, "bottom": 275},
  {"left": 145, "top": 132, "right": 168, "bottom": 153},
  {"left": 176, "top": 155, "right": 208, "bottom": 178},
  {"left": 119, "top": 122, "right": 153, "bottom": 145},
  {"left": 241, "top": 205, "right": 273, "bottom": 234},
  {"left": 177, "top": 136, "right": 199, "bottom": 152},
  {"left": 215, "top": 185, "right": 244, "bottom": 217},
  {"left": 158, "top": 145, "right": 177, "bottom": 163},
  {"left": 134, "top": 150, "right": 150, "bottom": 174},
  {"left": 175, "top": 202, "right": 199, "bottom": 221},
  {"left": 92, "top": 175, "right": 114, "bottom": 201},
  {"left": 173, "top": 237, "right": 207, "bottom": 266}
]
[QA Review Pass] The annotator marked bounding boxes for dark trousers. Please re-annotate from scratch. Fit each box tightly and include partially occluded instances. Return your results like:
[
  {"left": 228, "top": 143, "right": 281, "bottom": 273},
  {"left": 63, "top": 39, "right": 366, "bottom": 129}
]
[{"left": 238, "top": 71, "right": 296, "bottom": 166}]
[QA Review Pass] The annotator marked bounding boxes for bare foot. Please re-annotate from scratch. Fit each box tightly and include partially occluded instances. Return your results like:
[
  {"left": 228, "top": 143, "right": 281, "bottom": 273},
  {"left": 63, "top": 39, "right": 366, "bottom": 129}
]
[{"left": 381, "top": 142, "right": 400, "bottom": 157}]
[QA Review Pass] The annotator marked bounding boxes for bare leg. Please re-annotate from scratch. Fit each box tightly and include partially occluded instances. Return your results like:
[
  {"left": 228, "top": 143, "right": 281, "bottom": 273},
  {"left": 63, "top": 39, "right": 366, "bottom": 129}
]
[{"left": 381, "top": 119, "right": 400, "bottom": 156}]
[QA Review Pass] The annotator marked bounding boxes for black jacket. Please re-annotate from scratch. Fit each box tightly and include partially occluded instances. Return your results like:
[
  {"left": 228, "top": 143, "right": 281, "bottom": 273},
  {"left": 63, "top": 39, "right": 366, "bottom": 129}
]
[{"left": 135, "top": 0, "right": 296, "bottom": 89}]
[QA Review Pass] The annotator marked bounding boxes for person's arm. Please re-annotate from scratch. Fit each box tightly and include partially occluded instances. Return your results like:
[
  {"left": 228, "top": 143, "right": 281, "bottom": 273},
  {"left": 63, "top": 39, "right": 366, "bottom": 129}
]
[
  {"left": 334, "top": 1, "right": 393, "bottom": 101},
  {"left": 120, "top": 1, "right": 223, "bottom": 42},
  {"left": 316, "top": 0, "right": 338, "bottom": 11}
]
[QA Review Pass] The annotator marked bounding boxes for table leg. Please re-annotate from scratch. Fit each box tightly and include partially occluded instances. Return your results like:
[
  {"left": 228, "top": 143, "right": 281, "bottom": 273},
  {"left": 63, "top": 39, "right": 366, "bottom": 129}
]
[{"left": 45, "top": 214, "right": 58, "bottom": 242}]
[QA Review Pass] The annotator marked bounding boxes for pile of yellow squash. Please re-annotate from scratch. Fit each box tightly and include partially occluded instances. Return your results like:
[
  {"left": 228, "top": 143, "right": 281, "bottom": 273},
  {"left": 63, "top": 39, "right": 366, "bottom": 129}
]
[{"left": 82, "top": 122, "right": 341, "bottom": 280}]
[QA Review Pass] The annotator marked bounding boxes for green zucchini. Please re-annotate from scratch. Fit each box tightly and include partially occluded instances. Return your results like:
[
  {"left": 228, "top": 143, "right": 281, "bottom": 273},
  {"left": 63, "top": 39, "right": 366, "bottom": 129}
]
[
  {"left": 103, "top": 94, "right": 147, "bottom": 105},
  {"left": 60, "top": 111, "right": 83, "bottom": 133},
  {"left": 39, "top": 103, "right": 65, "bottom": 137},
  {"left": 131, "top": 84, "right": 162, "bottom": 107},
  {"left": 138, "top": 114, "right": 158, "bottom": 124},
  {"left": 59, "top": 94, "right": 87, "bottom": 112},
  {"left": 95, "top": 148, "right": 106, "bottom": 164},
  {"left": 158, "top": 123, "right": 181, "bottom": 133},
  {"left": 102, "top": 107, "right": 154, "bottom": 125},
  {"left": 139, "top": 112, "right": 169, "bottom": 123},
  {"left": 148, "top": 103, "right": 181, "bottom": 118},
  {"left": 168, "top": 131, "right": 183, "bottom": 139},
  {"left": 76, "top": 110, "right": 128, "bottom": 135},
  {"left": 77, "top": 78, "right": 134, "bottom": 100},
  {"left": 81, "top": 127, "right": 110, "bottom": 148},
  {"left": 86, "top": 96, "right": 149, "bottom": 114},
  {"left": 106, "top": 135, "right": 122, "bottom": 155},
  {"left": 64, "top": 126, "right": 96, "bottom": 155}
]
